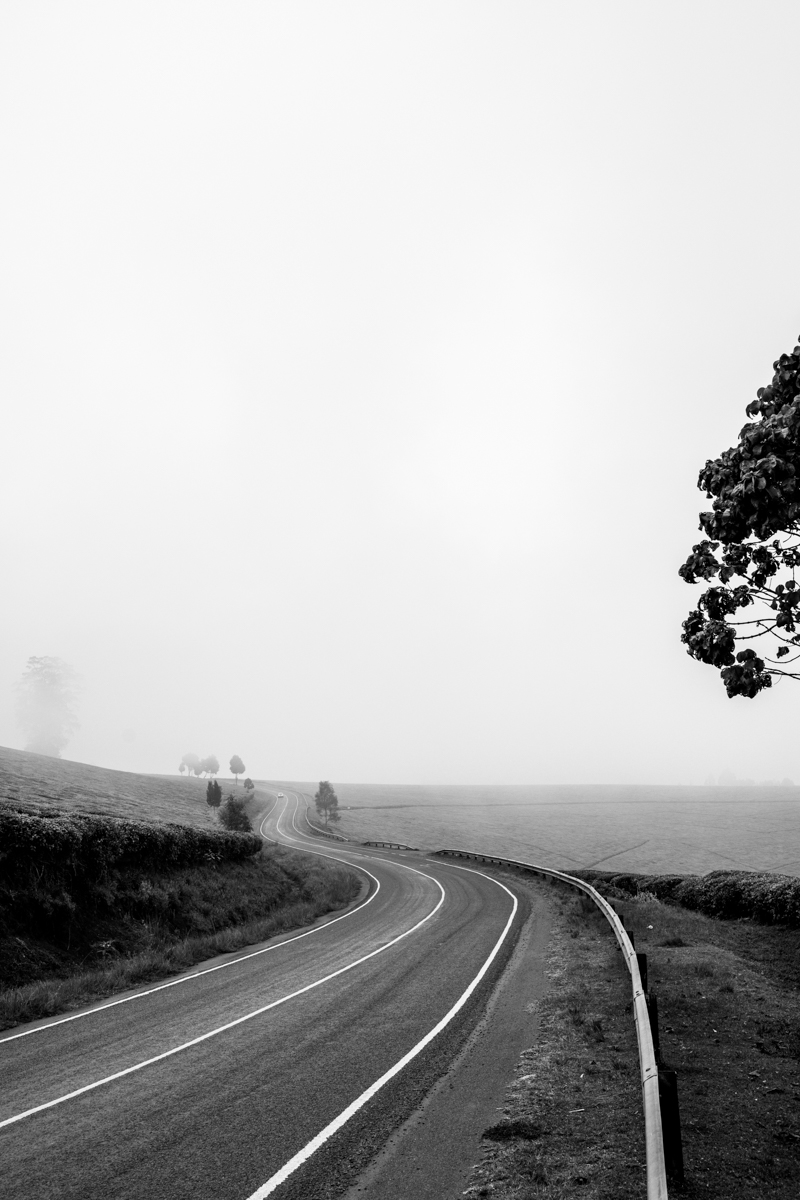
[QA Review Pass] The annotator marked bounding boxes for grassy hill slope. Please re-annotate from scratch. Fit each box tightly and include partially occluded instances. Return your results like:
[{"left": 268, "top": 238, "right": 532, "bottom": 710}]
[{"left": 0, "top": 744, "right": 218, "bottom": 826}]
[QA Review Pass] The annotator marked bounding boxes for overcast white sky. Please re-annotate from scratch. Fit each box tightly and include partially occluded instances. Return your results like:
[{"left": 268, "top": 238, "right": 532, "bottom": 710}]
[{"left": 2, "top": 2, "right": 800, "bottom": 784}]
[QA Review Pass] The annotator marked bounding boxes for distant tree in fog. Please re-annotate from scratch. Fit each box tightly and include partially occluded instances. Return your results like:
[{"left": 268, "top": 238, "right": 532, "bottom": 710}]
[
  {"left": 16, "top": 657, "right": 79, "bottom": 757},
  {"left": 314, "top": 780, "right": 339, "bottom": 826},
  {"left": 201, "top": 754, "right": 220, "bottom": 777},
  {"left": 206, "top": 779, "right": 222, "bottom": 807},
  {"left": 219, "top": 794, "right": 253, "bottom": 832},
  {"left": 243, "top": 777, "right": 254, "bottom": 793},
  {"left": 181, "top": 752, "right": 201, "bottom": 777},
  {"left": 680, "top": 335, "right": 800, "bottom": 697},
  {"left": 229, "top": 755, "right": 245, "bottom": 783}
]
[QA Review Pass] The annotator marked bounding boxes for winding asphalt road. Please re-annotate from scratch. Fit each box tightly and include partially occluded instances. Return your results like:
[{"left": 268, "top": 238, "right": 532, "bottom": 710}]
[{"left": 0, "top": 791, "right": 524, "bottom": 1200}]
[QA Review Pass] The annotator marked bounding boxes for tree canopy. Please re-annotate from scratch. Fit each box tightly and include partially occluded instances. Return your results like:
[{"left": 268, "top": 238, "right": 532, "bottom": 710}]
[
  {"left": 206, "top": 779, "right": 222, "bottom": 807},
  {"left": 16, "top": 657, "right": 79, "bottom": 757},
  {"left": 680, "top": 336, "right": 800, "bottom": 697},
  {"left": 229, "top": 755, "right": 245, "bottom": 782},
  {"left": 201, "top": 754, "right": 220, "bottom": 777},
  {"left": 180, "top": 752, "right": 202, "bottom": 777},
  {"left": 219, "top": 794, "right": 253, "bottom": 832},
  {"left": 314, "top": 780, "right": 339, "bottom": 825}
]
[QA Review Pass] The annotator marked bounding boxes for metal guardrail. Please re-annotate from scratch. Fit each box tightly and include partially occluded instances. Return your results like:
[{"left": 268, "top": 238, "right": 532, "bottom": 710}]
[
  {"left": 432, "top": 849, "right": 668, "bottom": 1200},
  {"left": 362, "top": 840, "right": 419, "bottom": 851},
  {"left": 301, "top": 808, "right": 349, "bottom": 842}
]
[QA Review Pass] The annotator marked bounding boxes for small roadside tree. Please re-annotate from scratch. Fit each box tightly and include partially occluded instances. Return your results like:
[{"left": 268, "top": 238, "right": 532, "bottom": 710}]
[
  {"left": 201, "top": 754, "right": 220, "bottom": 778},
  {"left": 680, "top": 334, "right": 800, "bottom": 697},
  {"left": 243, "top": 777, "right": 254, "bottom": 793},
  {"left": 219, "top": 794, "right": 253, "bottom": 832},
  {"left": 314, "top": 780, "right": 339, "bottom": 826},
  {"left": 229, "top": 755, "right": 245, "bottom": 784},
  {"left": 206, "top": 779, "right": 222, "bottom": 807}
]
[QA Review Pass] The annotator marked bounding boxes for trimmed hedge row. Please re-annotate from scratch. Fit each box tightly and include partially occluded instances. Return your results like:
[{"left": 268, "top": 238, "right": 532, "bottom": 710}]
[
  {"left": 0, "top": 805, "right": 262, "bottom": 884},
  {"left": 575, "top": 867, "right": 800, "bottom": 928}
]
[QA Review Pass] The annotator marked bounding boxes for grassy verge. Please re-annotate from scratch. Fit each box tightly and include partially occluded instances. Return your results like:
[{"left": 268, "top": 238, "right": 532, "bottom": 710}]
[
  {"left": 0, "top": 842, "right": 360, "bottom": 1031},
  {"left": 611, "top": 889, "right": 800, "bottom": 1197},
  {"left": 464, "top": 888, "right": 646, "bottom": 1200}
]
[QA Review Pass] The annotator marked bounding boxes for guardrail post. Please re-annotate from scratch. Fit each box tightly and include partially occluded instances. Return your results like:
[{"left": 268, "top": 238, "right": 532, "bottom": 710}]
[
  {"left": 658, "top": 1067, "right": 684, "bottom": 1183},
  {"left": 646, "top": 991, "right": 661, "bottom": 1065},
  {"left": 636, "top": 951, "right": 648, "bottom": 995}
]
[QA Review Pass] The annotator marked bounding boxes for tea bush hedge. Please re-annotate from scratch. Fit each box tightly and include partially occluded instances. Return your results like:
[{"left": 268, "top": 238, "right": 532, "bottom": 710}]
[
  {"left": 576, "top": 867, "right": 800, "bottom": 927},
  {"left": 0, "top": 805, "right": 262, "bottom": 885}
]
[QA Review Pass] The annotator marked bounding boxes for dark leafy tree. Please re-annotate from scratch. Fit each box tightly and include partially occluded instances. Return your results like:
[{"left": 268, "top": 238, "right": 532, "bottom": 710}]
[
  {"left": 16, "top": 657, "right": 79, "bottom": 757},
  {"left": 219, "top": 794, "right": 253, "bottom": 832},
  {"left": 680, "top": 335, "right": 800, "bottom": 697},
  {"left": 181, "top": 752, "right": 202, "bottom": 777},
  {"left": 314, "top": 780, "right": 339, "bottom": 826},
  {"left": 201, "top": 754, "right": 220, "bottom": 778},
  {"left": 229, "top": 755, "right": 245, "bottom": 784},
  {"left": 206, "top": 779, "right": 222, "bottom": 807},
  {"left": 243, "top": 777, "right": 255, "bottom": 793}
]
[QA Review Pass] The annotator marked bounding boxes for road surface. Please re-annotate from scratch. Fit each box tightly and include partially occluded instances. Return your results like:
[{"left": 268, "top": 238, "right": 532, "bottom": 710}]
[{"left": 0, "top": 791, "right": 524, "bottom": 1200}]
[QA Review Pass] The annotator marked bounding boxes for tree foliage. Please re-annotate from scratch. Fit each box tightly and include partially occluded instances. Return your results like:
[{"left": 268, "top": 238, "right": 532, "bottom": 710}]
[
  {"left": 180, "top": 752, "right": 202, "bottom": 777},
  {"left": 206, "top": 779, "right": 222, "bottom": 808},
  {"left": 314, "top": 780, "right": 339, "bottom": 825},
  {"left": 201, "top": 754, "right": 220, "bottom": 777},
  {"left": 219, "top": 794, "right": 253, "bottom": 832},
  {"left": 229, "top": 755, "right": 245, "bottom": 783},
  {"left": 16, "top": 657, "right": 79, "bottom": 757},
  {"left": 243, "top": 777, "right": 254, "bottom": 793},
  {"left": 680, "top": 336, "right": 800, "bottom": 697}
]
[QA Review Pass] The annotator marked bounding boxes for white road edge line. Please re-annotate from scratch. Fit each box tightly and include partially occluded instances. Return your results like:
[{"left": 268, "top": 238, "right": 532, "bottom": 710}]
[
  {"left": 0, "top": 792, "right": 378, "bottom": 1047},
  {"left": 0, "top": 858, "right": 446, "bottom": 1130},
  {"left": 245, "top": 863, "right": 519, "bottom": 1200}
]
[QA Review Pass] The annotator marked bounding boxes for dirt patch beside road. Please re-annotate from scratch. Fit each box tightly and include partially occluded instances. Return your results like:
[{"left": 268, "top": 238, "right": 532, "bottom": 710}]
[{"left": 613, "top": 891, "right": 800, "bottom": 1198}]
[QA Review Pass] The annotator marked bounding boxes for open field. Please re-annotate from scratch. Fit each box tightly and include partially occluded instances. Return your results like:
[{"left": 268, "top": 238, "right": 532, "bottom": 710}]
[{"left": 277, "top": 782, "right": 800, "bottom": 877}]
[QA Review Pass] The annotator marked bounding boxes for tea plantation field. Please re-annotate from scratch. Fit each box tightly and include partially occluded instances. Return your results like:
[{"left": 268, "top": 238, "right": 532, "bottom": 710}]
[{"left": 278, "top": 781, "right": 800, "bottom": 877}]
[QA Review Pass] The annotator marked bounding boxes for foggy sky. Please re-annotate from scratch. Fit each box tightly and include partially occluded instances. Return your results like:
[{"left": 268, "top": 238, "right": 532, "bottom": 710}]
[{"left": 2, "top": 3, "right": 800, "bottom": 785}]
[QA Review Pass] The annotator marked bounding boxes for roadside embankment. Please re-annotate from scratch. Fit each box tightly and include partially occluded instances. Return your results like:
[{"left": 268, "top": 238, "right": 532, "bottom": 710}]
[
  {"left": 575, "top": 867, "right": 800, "bottom": 927},
  {"left": 0, "top": 803, "right": 360, "bottom": 1030}
]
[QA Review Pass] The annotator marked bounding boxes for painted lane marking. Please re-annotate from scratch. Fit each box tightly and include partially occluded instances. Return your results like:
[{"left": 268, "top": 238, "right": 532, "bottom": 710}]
[
  {"left": 245, "top": 863, "right": 519, "bottom": 1199},
  {"left": 0, "top": 865, "right": 446, "bottom": 1130},
  {"left": 0, "top": 793, "right": 377, "bottom": 1047}
]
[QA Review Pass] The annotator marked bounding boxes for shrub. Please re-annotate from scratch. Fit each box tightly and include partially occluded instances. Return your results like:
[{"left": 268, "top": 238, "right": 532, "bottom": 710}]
[
  {"left": 574, "top": 866, "right": 800, "bottom": 927},
  {"left": 219, "top": 796, "right": 253, "bottom": 833}
]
